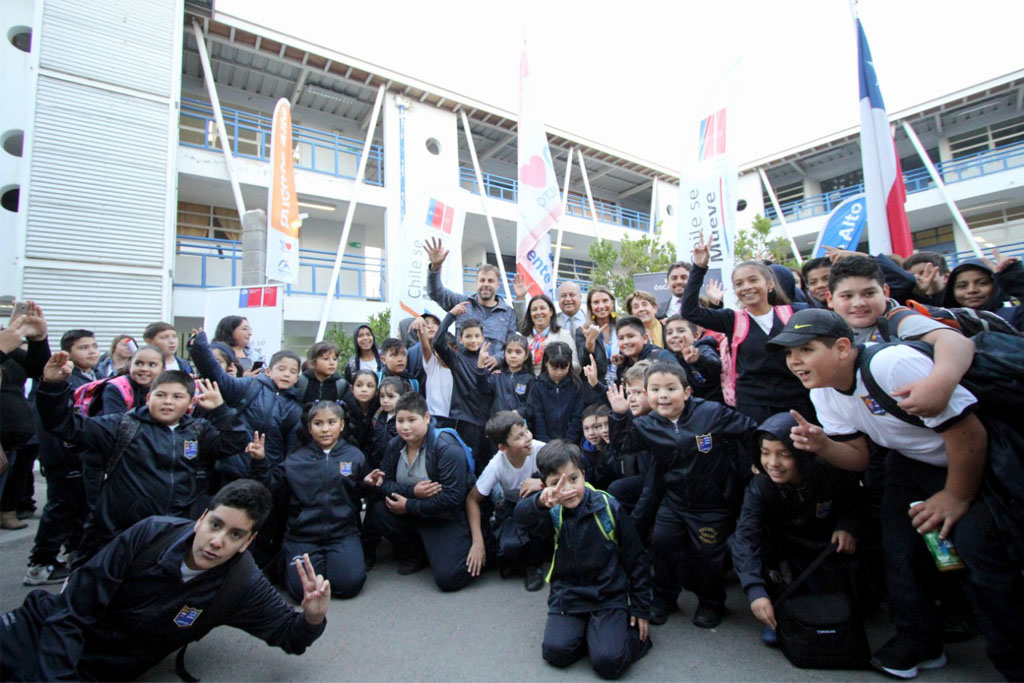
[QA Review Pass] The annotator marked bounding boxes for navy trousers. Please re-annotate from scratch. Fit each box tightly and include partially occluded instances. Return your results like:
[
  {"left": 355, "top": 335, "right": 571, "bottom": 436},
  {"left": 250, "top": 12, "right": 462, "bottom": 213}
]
[
  {"left": 542, "top": 608, "right": 650, "bottom": 680},
  {"left": 375, "top": 501, "right": 473, "bottom": 592},
  {"left": 282, "top": 534, "right": 366, "bottom": 601},
  {"left": 650, "top": 503, "right": 733, "bottom": 609}
]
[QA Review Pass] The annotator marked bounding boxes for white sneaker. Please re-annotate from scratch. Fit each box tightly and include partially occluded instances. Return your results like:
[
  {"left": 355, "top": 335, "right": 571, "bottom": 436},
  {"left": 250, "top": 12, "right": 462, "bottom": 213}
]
[{"left": 23, "top": 564, "right": 70, "bottom": 586}]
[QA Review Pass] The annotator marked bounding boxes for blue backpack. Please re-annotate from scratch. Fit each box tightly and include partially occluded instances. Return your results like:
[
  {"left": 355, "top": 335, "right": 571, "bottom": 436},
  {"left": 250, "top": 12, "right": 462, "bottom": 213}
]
[{"left": 433, "top": 427, "right": 474, "bottom": 474}]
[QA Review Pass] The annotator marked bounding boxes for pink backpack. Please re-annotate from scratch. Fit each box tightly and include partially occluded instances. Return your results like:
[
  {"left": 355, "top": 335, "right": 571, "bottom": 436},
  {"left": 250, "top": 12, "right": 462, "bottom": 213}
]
[
  {"left": 73, "top": 375, "right": 134, "bottom": 416},
  {"left": 720, "top": 306, "right": 794, "bottom": 407}
]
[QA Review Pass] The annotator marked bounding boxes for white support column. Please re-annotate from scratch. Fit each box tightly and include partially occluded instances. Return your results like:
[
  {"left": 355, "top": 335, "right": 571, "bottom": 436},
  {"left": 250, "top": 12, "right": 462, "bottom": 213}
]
[
  {"left": 316, "top": 84, "right": 386, "bottom": 341},
  {"left": 576, "top": 149, "right": 601, "bottom": 240},
  {"left": 758, "top": 167, "right": 804, "bottom": 265},
  {"left": 460, "top": 110, "right": 513, "bottom": 303},
  {"left": 901, "top": 121, "right": 983, "bottom": 258},
  {"left": 191, "top": 19, "right": 246, "bottom": 222},
  {"left": 648, "top": 182, "right": 658, "bottom": 235},
  {"left": 553, "top": 147, "right": 575, "bottom": 279}
]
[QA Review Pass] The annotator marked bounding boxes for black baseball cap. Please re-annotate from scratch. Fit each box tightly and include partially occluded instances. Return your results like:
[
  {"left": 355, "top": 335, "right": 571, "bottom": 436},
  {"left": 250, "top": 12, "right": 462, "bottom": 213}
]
[{"left": 767, "top": 309, "right": 854, "bottom": 348}]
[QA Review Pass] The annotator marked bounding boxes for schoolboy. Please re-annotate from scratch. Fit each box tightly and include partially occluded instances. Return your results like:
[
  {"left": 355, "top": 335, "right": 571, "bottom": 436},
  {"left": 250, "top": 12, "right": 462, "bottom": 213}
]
[
  {"left": 370, "top": 376, "right": 411, "bottom": 467},
  {"left": 296, "top": 341, "right": 348, "bottom": 404},
  {"left": 605, "top": 362, "right": 657, "bottom": 536},
  {"left": 769, "top": 308, "right": 1023, "bottom": 680},
  {"left": 143, "top": 321, "right": 193, "bottom": 374},
  {"left": 610, "top": 361, "right": 758, "bottom": 628},
  {"left": 826, "top": 255, "right": 975, "bottom": 418},
  {"left": 800, "top": 256, "right": 832, "bottom": 307},
  {"left": 732, "top": 412, "right": 861, "bottom": 643},
  {"left": 432, "top": 306, "right": 494, "bottom": 474},
  {"left": 580, "top": 403, "right": 614, "bottom": 490},
  {"left": 613, "top": 316, "right": 677, "bottom": 378},
  {"left": 902, "top": 251, "right": 949, "bottom": 306},
  {"left": 379, "top": 337, "right": 420, "bottom": 392},
  {"left": 513, "top": 440, "right": 652, "bottom": 680},
  {"left": 24, "top": 329, "right": 100, "bottom": 584},
  {"left": 663, "top": 316, "right": 723, "bottom": 403},
  {"left": 35, "top": 353, "right": 250, "bottom": 563},
  {"left": 466, "top": 411, "right": 546, "bottom": 590},
  {"left": 371, "top": 392, "right": 474, "bottom": 591},
  {"left": 1, "top": 480, "right": 329, "bottom": 682}
]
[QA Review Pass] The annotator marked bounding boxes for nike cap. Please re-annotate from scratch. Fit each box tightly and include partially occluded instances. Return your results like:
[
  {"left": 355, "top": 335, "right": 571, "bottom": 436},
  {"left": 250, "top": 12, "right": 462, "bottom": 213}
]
[{"left": 767, "top": 308, "right": 854, "bottom": 348}]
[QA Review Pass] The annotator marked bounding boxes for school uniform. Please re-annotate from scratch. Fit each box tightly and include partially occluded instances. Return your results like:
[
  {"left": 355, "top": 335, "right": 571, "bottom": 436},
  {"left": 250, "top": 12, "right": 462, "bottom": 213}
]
[
  {"left": 942, "top": 259, "right": 1024, "bottom": 332},
  {"left": 34, "top": 381, "right": 249, "bottom": 563},
  {"left": 605, "top": 411, "right": 658, "bottom": 540},
  {"left": 98, "top": 375, "right": 148, "bottom": 415},
  {"left": 473, "top": 440, "right": 547, "bottom": 568},
  {"left": 527, "top": 375, "right": 585, "bottom": 445},
  {"left": 341, "top": 390, "right": 378, "bottom": 457},
  {"left": 514, "top": 486, "right": 652, "bottom": 680},
  {"left": 374, "top": 428, "right": 473, "bottom": 592},
  {"left": 296, "top": 369, "right": 348, "bottom": 405},
  {"left": 615, "top": 342, "right": 678, "bottom": 379},
  {"left": 255, "top": 441, "right": 368, "bottom": 600},
  {"left": 672, "top": 336, "right": 724, "bottom": 404},
  {"left": 0, "top": 516, "right": 325, "bottom": 681},
  {"left": 485, "top": 369, "right": 534, "bottom": 419}
]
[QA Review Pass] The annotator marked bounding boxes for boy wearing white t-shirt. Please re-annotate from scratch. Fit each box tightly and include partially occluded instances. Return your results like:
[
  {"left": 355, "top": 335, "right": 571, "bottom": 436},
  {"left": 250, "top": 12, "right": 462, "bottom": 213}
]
[
  {"left": 466, "top": 411, "right": 547, "bottom": 591},
  {"left": 769, "top": 309, "right": 1023, "bottom": 681}
]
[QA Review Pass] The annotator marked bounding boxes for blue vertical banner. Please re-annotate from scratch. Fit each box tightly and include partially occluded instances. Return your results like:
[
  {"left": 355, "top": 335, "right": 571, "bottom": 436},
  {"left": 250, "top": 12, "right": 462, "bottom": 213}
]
[{"left": 812, "top": 194, "right": 867, "bottom": 256}]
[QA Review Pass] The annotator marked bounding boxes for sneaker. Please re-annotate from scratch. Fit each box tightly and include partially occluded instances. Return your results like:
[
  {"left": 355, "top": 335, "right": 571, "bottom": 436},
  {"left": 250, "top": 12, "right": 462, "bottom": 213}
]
[
  {"left": 870, "top": 635, "right": 947, "bottom": 679},
  {"left": 760, "top": 625, "right": 778, "bottom": 647},
  {"left": 648, "top": 599, "right": 680, "bottom": 626},
  {"left": 24, "top": 564, "right": 71, "bottom": 586},
  {"left": 396, "top": 555, "right": 428, "bottom": 576},
  {"left": 693, "top": 603, "right": 724, "bottom": 629},
  {"left": 524, "top": 565, "right": 546, "bottom": 592}
]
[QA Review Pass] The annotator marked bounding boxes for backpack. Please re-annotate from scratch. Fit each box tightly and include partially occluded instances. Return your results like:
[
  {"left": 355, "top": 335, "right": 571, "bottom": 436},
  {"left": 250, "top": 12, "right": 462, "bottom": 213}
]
[
  {"left": 294, "top": 375, "right": 349, "bottom": 403},
  {"left": 720, "top": 306, "right": 794, "bottom": 406},
  {"left": 773, "top": 543, "right": 870, "bottom": 669},
  {"left": 73, "top": 375, "right": 134, "bottom": 416},
  {"left": 545, "top": 483, "right": 617, "bottom": 583},
  {"left": 881, "top": 300, "right": 1019, "bottom": 339},
  {"left": 434, "top": 427, "right": 475, "bottom": 474},
  {"left": 376, "top": 370, "right": 419, "bottom": 394}
]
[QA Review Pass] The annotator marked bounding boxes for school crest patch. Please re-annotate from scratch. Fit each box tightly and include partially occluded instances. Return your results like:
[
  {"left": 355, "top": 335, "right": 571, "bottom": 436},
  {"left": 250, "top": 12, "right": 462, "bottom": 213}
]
[
  {"left": 860, "top": 395, "right": 887, "bottom": 416},
  {"left": 339, "top": 461, "right": 352, "bottom": 476},
  {"left": 173, "top": 605, "right": 203, "bottom": 628},
  {"left": 816, "top": 500, "right": 833, "bottom": 519},
  {"left": 183, "top": 440, "right": 198, "bottom": 460},
  {"left": 515, "top": 382, "right": 528, "bottom": 396},
  {"left": 698, "top": 526, "right": 719, "bottom": 545},
  {"left": 695, "top": 433, "right": 713, "bottom": 453}
]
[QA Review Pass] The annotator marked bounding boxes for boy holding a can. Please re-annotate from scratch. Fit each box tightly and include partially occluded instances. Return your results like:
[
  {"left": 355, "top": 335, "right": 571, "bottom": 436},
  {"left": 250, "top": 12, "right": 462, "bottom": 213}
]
[{"left": 768, "top": 309, "right": 1023, "bottom": 681}]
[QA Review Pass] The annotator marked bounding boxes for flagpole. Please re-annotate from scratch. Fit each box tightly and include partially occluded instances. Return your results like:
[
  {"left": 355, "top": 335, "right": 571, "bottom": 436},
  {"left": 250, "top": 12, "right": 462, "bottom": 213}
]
[
  {"left": 900, "top": 122, "right": 983, "bottom": 259},
  {"left": 576, "top": 149, "right": 602, "bottom": 241},
  {"left": 315, "top": 84, "right": 386, "bottom": 341},
  {"left": 758, "top": 168, "right": 804, "bottom": 265},
  {"left": 552, "top": 148, "right": 575, "bottom": 282},
  {"left": 460, "top": 110, "right": 513, "bottom": 303}
]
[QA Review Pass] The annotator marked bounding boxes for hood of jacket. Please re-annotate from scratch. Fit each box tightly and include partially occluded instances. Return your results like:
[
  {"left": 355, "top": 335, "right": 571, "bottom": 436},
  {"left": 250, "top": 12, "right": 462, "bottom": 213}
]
[{"left": 942, "top": 259, "right": 1009, "bottom": 312}]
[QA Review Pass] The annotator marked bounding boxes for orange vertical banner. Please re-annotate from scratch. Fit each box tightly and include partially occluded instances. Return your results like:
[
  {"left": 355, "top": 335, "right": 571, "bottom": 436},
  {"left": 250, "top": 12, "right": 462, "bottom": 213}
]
[{"left": 266, "top": 98, "right": 300, "bottom": 282}]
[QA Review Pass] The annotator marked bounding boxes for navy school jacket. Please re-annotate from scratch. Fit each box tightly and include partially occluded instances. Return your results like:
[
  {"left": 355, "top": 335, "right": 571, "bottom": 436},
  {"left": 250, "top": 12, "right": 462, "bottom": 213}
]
[
  {"left": 606, "top": 410, "right": 658, "bottom": 536},
  {"left": 615, "top": 342, "right": 679, "bottom": 379},
  {"left": 98, "top": 375, "right": 149, "bottom": 416},
  {"left": 35, "top": 380, "right": 249, "bottom": 551},
  {"left": 370, "top": 410, "right": 398, "bottom": 469},
  {"left": 255, "top": 440, "right": 368, "bottom": 544},
  {"left": 526, "top": 374, "right": 585, "bottom": 444},
  {"left": 514, "top": 486, "right": 652, "bottom": 620},
  {"left": 674, "top": 336, "right": 724, "bottom": 404},
  {"left": 485, "top": 369, "right": 535, "bottom": 418},
  {"left": 377, "top": 427, "right": 470, "bottom": 522},
  {"left": 3, "top": 516, "right": 324, "bottom": 681},
  {"left": 432, "top": 313, "right": 492, "bottom": 425},
  {"left": 342, "top": 390, "right": 378, "bottom": 456}
]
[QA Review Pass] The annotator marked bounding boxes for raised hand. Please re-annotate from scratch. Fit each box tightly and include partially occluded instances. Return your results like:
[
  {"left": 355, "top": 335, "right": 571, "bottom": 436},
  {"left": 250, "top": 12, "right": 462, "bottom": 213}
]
[
  {"left": 21, "top": 301, "right": 48, "bottom": 341},
  {"left": 982, "top": 247, "right": 1019, "bottom": 273},
  {"left": 607, "top": 383, "right": 629, "bottom": 414},
  {"left": 824, "top": 246, "right": 860, "bottom": 263},
  {"left": 363, "top": 468, "right": 384, "bottom": 487},
  {"left": 583, "top": 323, "right": 607, "bottom": 352},
  {"left": 245, "top": 431, "right": 266, "bottom": 460},
  {"left": 789, "top": 410, "right": 828, "bottom": 452},
  {"left": 538, "top": 472, "right": 577, "bottom": 509},
  {"left": 692, "top": 231, "right": 711, "bottom": 268},
  {"left": 408, "top": 317, "right": 425, "bottom": 334},
  {"left": 682, "top": 343, "right": 701, "bottom": 364},
  {"left": 412, "top": 479, "right": 443, "bottom": 499},
  {"left": 915, "top": 262, "right": 943, "bottom": 296},
  {"left": 42, "top": 350, "right": 73, "bottom": 383},
  {"left": 477, "top": 341, "right": 492, "bottom": 370},
  {"left": 424, "top": 237, "right": 449, "bottom": 271},
  {"left": 296, "top": 554, "right": 330, "bottom": 625},
  {"left": 705, "top": 278, "right": 724, "bottom": 307},
  {"left": 512, "top": 272, "right": 529, "bottom": 300},
  {"left": 194, "top": 378, "right": 225, "bottom": 410},
  {"left": 0, "top": 315, "right": 29, "bottom": 354},
  {"left": 582, "top": 354, "right": 599, "bottom": 387}
]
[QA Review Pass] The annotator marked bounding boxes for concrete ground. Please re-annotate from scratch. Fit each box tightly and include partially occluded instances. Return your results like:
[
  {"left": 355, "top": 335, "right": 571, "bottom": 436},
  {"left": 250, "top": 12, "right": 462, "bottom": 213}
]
[{"left": 0, "top": 472, "right": 1001, "bottom": 682}]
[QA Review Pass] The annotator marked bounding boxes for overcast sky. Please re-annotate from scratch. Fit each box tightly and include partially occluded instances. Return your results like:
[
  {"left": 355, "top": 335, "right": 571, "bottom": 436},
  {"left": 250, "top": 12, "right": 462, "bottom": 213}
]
[{"left": 217, "top": 0, "right": 1023, "bottom": 171}]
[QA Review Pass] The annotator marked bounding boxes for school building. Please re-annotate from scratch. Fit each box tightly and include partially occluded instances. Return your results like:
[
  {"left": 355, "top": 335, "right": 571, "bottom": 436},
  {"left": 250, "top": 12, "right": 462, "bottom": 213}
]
[{"left": 3, "top": 0, "right": 1023, "bottom": 346}]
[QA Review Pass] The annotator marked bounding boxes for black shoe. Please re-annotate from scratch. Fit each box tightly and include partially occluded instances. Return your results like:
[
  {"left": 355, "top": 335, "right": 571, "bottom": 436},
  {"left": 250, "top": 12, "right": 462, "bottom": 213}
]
[
  {"left": 396, "top": 556, "right": 428, "bottom": 576},
  {"left": 692, "top": 603, "right": 724, "bottom": 629},
  {"left": 648, "top": 599, "right": 679, "bottom": 626},
  {"left": 524, "top": 565, "right": 546, "bottom": 592},
  {"left": 364, "top": 550, "right": 376, "bottom": 572},
  {"left": 870, "top": 636, "right": 946, "bottom": 679}
]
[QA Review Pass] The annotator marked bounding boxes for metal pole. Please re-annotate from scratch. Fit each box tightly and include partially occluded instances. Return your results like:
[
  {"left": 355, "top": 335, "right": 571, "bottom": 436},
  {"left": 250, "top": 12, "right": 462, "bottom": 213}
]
[
  {"left": 552, "top": 147, "right": 575, "bottom": 280},
  {"left": 758, "top": 167, "right": 804, "bottom": 265},
  {"left": 460, "top": 109, "right": 513, "bottom": 303},
  {"left": 576, "top": 148, "right": 601, "bottom": 240},
  {"left": 191, "top": 19, "right": 246, "bottom": 222},
  {"left": 315, "top": 84, "right": 386, "bottom": 341},
  {"left": 900, "top": 121, "right": 983, "bottom": 258},
  {"left": 648, "top": 181, "right": 657, "bottom": 235}
]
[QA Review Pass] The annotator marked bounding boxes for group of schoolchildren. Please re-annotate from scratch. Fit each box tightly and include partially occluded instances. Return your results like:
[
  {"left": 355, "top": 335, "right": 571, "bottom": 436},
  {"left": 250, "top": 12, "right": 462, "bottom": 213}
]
[{"left": 1, "top": 236, "right": 1022, "bottom": 681}]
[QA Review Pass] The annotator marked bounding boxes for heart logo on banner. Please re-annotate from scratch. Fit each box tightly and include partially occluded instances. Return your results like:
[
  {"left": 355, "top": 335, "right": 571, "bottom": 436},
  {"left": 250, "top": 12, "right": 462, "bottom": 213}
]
[{"left": 519, "top": 155, "right": 547, "bottom": 188}]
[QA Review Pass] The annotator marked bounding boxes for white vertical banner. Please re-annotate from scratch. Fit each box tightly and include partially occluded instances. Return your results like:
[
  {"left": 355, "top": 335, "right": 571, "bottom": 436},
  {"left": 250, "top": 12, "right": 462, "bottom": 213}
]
[
  {"left": 391, "top": 189, "right": 466, "bottom": 330},
  {"left": 678, "top": 61, "right": 741, "bottom": 302},
  {"left": 516, "top": 43, "right": 563, "bottom": 299},
  {"left": 266, "top": 98, "right": 300, "bottom": 282}
]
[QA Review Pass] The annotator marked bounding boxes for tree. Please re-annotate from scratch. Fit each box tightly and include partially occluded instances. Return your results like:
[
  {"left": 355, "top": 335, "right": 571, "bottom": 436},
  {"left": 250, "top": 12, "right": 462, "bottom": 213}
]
[
  {"left": 325, "top": 308, "right": 391, "bottom": 368},
  {"left": 734, "top": 214, "right": 797, "bottom": 266},
  {"left": 588, "top": 233, "right": 677, "bottom": 304}
]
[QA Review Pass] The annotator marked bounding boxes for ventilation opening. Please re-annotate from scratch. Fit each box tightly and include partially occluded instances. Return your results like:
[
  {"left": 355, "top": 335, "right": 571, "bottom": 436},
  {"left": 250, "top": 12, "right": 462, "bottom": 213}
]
[
  {"left": 425, "top": 138, "right": 441, "bottom": 155},
  {"left": 1, "top": 186, "right": 19, "bottom": 212},
  {"left": 2, "top": 130, "right": 24, "bottom": 157},
  {"left": 8, "top": 26, "right": 31, "bottom": 53}
]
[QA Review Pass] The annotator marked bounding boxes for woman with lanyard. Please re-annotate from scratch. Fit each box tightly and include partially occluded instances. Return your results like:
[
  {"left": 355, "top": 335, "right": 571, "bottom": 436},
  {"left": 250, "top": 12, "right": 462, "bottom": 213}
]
[
  {"left": 520, "top": 294, "right": 579, "bottom": 376},
  {"left": 576, "top": 285, "right": 621, "bottom": 385}
]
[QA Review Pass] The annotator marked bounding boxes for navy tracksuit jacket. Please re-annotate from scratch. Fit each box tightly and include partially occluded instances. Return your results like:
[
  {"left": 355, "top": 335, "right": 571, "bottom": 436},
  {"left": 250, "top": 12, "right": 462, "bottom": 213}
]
[{"left": 527, "top": 375, "right": 585, "bottom": 444}]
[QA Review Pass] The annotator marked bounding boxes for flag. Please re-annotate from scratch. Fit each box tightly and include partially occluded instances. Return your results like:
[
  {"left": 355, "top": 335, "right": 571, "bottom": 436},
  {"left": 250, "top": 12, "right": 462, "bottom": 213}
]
[
  {"left": 266, "top": 98, "right": 301, "bottom": 282},
  {"left": 812, "top": 194, "right": 867, "bottom": 257},
  {"left": 516, "top": 44, "right": 563, "bottom": 300},
  {"left": 856, "top": 17, "right": 913, "bottom": 257}
]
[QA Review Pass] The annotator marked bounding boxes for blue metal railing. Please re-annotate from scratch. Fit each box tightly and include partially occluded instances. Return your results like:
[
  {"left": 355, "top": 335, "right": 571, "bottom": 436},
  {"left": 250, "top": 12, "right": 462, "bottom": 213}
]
[
  {"left": 179, "top": 98, "right": 384, "bottom": 186},
  {"left": 766, "top": 140, "right": 1024, "bottom": 221},
  {"left": 946, "top": 240, "right": 1024, "bottom": 268},
  {"left": 174, "top": 237, "right": 385, "bottom": 300},
  {"left": 459, "top": 166, "right": 651, "bottom": 231}
]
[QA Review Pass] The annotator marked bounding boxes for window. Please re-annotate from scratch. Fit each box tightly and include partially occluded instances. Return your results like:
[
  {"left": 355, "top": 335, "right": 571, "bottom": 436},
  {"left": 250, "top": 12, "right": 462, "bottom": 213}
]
[
  {"left": 949, "top": 115, "right": 1024, "bottom": 159},
  {"left": 176, "top": 202, "right": 242, "bottom": 241}
]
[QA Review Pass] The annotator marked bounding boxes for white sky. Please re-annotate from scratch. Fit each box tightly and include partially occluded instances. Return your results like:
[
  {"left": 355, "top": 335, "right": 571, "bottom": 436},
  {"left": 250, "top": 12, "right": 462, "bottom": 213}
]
[{"left": 218, "top": 0, "right": 1023, "bottom": 171}]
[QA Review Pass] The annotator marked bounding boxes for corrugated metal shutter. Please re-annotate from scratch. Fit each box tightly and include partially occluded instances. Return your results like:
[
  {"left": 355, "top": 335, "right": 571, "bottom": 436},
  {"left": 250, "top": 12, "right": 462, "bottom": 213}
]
[
  {"left": 25, "top": 77, "right": 171, "bottom": 266},
  {"left": 38, "top": 0, "right": 177, "bottom": 98},
  {"left": 22, "top": 266, "right": 165, "bottom": 345}
]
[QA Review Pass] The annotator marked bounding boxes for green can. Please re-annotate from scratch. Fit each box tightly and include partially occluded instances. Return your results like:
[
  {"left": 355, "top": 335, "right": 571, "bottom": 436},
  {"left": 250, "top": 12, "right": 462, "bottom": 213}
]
[{"left": 910, "top": 501, "right": 965, "bottom": 572}]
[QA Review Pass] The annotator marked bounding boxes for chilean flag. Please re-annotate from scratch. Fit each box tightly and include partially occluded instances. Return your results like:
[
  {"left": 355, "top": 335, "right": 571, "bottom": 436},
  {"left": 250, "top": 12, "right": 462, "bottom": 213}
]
[{"left": 856, "top": 17, "right": 913, "bottom": 257}]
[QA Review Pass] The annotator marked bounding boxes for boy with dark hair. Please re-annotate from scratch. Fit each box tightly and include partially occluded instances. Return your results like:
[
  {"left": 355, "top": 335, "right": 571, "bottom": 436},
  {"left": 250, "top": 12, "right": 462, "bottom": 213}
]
[
  {"left": 770, "top": 308, "right": 1024, "bottom": 680},
  {"left": 663, "top": 316, "right": 723, "bottom": 403},
  {"left": 514, "top": 440, "right": 652, "bottom": 679},
  {"left": 614, "top": 316, "right": 677, "bottom": 378},
  {"left": 609, "top": 361, "right": 758, "bottom": 628},
  {"left": 143, "top": 321, "right": 193, "bottom": 374},
  {"left": 580, "top": 403, "right": 614, "bottom": 490},
  {"left": 800, "top": 256, "right": 831, "bottom": 307},
  {"left": 1, "top": 479, "right": 330, "bottom": 682},
  {"left": 379, "top": 337, "right": 421, "bottom": 393},
  {"left": 368, "top": 392, "right": 474, "bottom": 591},
  {"left": 605, "top": 362, "right": 658, "bottom": 539},
  {"left": 296, "top": 341, "right": 348, "bottom": 404},
  {"left": 902, "top": 251, "right": 949, "bottom": 306},
  {"left": 466, "top": 411, "right": 546, "bottom": 589},
  {"left": 35, "top": 354, "right": 251, "bottom": 563}
]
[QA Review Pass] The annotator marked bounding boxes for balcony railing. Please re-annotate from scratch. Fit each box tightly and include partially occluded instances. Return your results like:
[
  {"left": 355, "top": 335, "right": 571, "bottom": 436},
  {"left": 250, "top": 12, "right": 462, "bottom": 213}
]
[
  {"left": 946, "top": 240, "right": 1024, "bottom": 268},
  {"left": 459, "top": 166, "right": 651, "bottom": 231},
  {"left": 174, "top": 237, "right": 384, "bottom": 300},
  {"left": 766, "top": 140, "right": 1024, "bottom": 221},
  {"left": 179, "top": 98, "right": 384, "bottom": 186}
]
